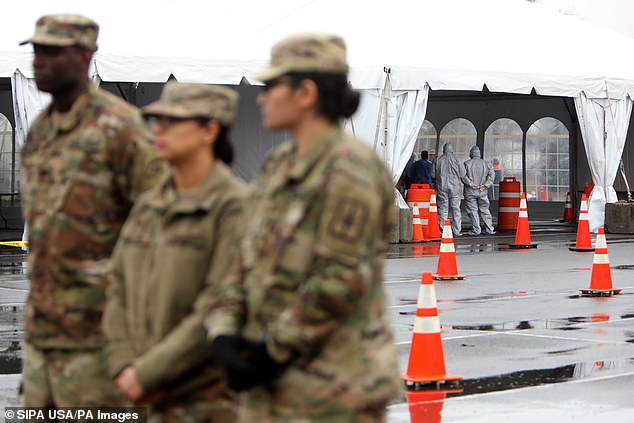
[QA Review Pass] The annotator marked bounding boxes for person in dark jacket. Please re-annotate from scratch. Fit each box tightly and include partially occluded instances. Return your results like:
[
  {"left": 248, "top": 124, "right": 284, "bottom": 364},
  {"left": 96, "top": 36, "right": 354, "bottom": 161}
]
[{"left": 409, "top": 150, "right": 433, "bottom": 186}]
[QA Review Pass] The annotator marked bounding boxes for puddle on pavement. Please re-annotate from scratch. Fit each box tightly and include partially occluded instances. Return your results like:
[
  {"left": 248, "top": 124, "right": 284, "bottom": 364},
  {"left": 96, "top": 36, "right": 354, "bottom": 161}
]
[
  {"left": 0, "top": 353, "right": 21, "bottom": 374},
  {"left": 403, "top": 357, "right": 634, "bottom": 412},
  {"left": 398, "top": 290, "right": 535, "bottom": 309},
  {"left": 387, "top": 242, "right": 505, "bottom": 258},
  {"left": 0, "top": 338, "right": 22, "bottom": 373},
  {"left": 388, "top": 275, "right": 422, "bottom": 284},
  {"left": 448, "top": 358, "right": 634, "bottom": 398},
  {"left": 0, "top": 249, "right": 27, "bottom": 276},
  {"left": 614, "top": 264, "right": 634, "bottom": 270},
  {"left": 0, "top": 303, "right": 24, "bottom": 374},
  {"left": 400, "top": 312, "right": 633, "bottom": 331},
  {"left": 457, "top": 243, "right": 497, "bottom": 253}
]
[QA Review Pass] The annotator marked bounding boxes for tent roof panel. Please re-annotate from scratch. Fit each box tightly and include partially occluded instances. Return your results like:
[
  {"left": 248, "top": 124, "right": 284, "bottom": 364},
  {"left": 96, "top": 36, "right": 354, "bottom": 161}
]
[{"left": 2, "top": 0, "right": 634, "bottom": 98}]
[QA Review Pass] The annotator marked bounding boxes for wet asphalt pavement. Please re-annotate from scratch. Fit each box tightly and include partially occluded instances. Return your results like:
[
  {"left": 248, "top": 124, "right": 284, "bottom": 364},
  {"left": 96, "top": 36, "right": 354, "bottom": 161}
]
[
  {"left": 0, "top": 223, "right": 633, "bottom": 422},
  {"left": 385, "top": 223, "right": 634, "bottom": 422}
]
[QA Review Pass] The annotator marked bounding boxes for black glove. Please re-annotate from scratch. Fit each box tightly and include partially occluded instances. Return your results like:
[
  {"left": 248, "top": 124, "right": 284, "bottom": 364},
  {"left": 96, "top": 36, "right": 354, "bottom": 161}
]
[
  {"left": 211, "top": 335, "right": 261, "bottom": 392},
  {"left": 239, "top": 338, "right": 281, "bottom": 382}
]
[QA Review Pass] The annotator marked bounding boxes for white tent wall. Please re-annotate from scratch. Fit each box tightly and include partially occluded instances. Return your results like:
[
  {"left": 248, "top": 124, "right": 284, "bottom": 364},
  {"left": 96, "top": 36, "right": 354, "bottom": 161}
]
[
  {"left": 574, "top": 94, "right": 633, "bottom": 232},
  {"left": 10, "top": 71, "right": 51, "bottom": 243},
  {"left": 343, "top": 81, "right": 430, "bottom": 208},
  {"left": 11, "top": 71, "right": 50, "bottom": 152}
]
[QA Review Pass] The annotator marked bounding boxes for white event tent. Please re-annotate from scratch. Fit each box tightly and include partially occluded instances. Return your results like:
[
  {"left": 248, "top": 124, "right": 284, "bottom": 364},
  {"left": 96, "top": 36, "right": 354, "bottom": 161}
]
[{"left": 1, "top": 0, "right": 633, "bottom": 231}]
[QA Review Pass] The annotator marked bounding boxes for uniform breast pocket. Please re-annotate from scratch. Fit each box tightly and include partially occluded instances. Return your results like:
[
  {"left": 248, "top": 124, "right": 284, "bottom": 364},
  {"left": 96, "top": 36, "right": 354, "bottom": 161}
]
[
  {"left": 61, "top": 182, "right": 101, "bottom": 218},
  {"left": 120, "top": 224, "right": 152, "bottom": 249},
  {"left": 166, "top": 232, "right": 212, "bottom": 270},
  {"left": 167, "top": 233, "right": 210, "bottom": 250},
  {"left": 277, "top": 232, "right": 315, "bottom": 280},
  {"left": 59, "top": 139, "right": 110, "bottom": 218},
  {"left": 165, "top": 232, "right": 213, "bottom": 309}
]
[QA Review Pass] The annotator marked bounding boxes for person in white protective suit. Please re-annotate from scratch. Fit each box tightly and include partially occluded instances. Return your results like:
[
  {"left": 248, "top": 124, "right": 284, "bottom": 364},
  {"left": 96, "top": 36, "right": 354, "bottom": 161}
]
[
  {"left": 431, "top": 142, "right": 470, "bottom": 236},
  {"left": 463, "top": 145, "right": 496, "bottom": 235}
]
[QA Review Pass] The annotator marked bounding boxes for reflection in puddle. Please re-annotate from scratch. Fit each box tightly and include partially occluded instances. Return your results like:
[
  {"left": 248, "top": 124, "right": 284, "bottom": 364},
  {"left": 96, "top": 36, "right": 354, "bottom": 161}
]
[
  {"left": 448, "top": 358, "right": 634, "bottom": 398},
  {"left": 0, "top": 249, "right": 27, "bottom": 276},
  {"left": 444, "top": 313, "right": 620, "bottom": 332},
  {"left": 545, "top": 346, "right": 588, "bottom": 355},
  {"left": 406, "top": 389, "right": 461, "bottom": 423},
  {"left": 0, "top": 354, "right": 21, "bottom": 374},
  {"left": 413, "top": 245, "right": 440, "bottom": 257},
  {"left": 462, "top": 243, "right": 497, "bottom": 253},
  {"left": 614, "top": 264, "right": 634, "bottom": 270},
  {"left": 0, "top": 337, "right": 22, "bottom": 375},
  {"left": 386, "top": 242, "right": 502, "bottom": 258},
  {"left": 402, "top": 359, "right": 634, "bottom": 421}
]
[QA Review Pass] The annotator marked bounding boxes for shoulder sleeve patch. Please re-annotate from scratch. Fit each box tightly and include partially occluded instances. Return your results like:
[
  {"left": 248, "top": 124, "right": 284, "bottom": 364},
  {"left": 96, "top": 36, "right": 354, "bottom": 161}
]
[
  {"left": 327, "top": 197, "right": 368, "bottom": 242},
  {"left": 317, "top": 187, "right": 379, "bottom": 264}
]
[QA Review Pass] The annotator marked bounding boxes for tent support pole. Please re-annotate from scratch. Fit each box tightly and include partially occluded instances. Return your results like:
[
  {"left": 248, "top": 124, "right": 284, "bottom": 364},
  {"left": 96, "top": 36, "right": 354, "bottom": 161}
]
[{"left": 373, "top": 68, "right": 391, "bottom": 151}]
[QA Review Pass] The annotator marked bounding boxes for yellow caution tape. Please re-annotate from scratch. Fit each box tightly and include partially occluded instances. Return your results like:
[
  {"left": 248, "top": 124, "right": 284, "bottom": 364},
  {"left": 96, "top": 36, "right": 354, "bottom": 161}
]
[{"left": 0, "top": 241, "right": 28, "bottom": 248}]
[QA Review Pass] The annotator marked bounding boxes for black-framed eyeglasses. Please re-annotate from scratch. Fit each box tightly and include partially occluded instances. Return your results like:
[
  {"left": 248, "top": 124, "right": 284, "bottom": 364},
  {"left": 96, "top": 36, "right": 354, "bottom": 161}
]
[
  {"left": 145, "top": 115, "right": 209, "bottom": 129},
  {"left": 261, "top": 77, "right": 294, "bottom": 93}
]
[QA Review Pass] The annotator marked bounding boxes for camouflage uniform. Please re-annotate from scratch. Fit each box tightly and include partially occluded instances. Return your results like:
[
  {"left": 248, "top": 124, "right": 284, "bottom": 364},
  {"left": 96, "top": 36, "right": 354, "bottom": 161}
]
[
  {"left": 103, "top": 83, "right": 245, "bottom": 422},
  {"left": 207, "top": 126, "right": 402, "bottom": 422},
  {"left": 20, "top": 14, "right": 162, "bottom": 407}
]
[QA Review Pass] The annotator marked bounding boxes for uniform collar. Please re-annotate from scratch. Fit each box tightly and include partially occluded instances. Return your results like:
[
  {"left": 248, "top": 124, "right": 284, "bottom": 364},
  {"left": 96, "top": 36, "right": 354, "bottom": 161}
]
[
  {"left": 148, "top": 161, "right": 236, "bottom": 213},
  {"left": 45, "top": 82, "right": 96, "bottom": 134},
  {"left": 287, "top": 125, "right": 340, "bottom": 182}
]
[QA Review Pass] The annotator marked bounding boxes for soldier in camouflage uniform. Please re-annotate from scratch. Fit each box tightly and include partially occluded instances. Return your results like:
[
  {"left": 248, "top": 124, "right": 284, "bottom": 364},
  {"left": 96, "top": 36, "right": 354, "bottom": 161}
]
[
  {"left": 206, "top": 33, "right": 402, "bottom": 422},
  {"left": 103, "top": 82, "right": 247, "bottom": 422},
  {"left": 19, "top": 14, "right": 161, "bottom": 407}
]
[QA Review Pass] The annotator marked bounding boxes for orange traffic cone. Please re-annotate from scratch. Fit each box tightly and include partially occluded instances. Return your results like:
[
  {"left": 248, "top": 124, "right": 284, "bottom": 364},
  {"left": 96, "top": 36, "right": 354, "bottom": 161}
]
[
  {"left": 412, "top": 202, "right": 425, "bottom": 243},
  {"left": 580, "top": 227, "right": 622, "bottom": 296},
  {"left": 402, "top": 271, "right": 463, "bottom": 390},
  {"left": 509, "top": 192, "right": 537, "bottom": 249},
  {"left": 433, "top": 220, "right": 465, "bottom": 280},
  {"left": 569, "top": 194, "right": 594, "bottom": 252},
  {"left": 561, "top": 191, "right": 574, "bottom": 222},
  {"left": 426, "top": 194, "right": 441, "bottom": 241}
]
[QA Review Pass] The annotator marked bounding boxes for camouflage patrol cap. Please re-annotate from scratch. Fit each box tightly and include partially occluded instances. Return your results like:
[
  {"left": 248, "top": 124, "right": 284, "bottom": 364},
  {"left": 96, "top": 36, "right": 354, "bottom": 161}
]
[
  {"left": 142, "top": 82, "right": 239, "bottom": 126},
  {"left": 20, "top": 14, "right": 99, "bottom": 51},
  {"left": 253, "top": 33, "right": 349, "bottom": 82}
]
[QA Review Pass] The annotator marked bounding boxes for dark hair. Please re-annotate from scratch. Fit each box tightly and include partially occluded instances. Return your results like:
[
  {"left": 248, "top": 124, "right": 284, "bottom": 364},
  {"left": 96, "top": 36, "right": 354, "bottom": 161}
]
[
  {"left": 213, "top": 124, "right": 234, "bottom": 165},
  {"left": 286, "top": 72, "right": 360, "bottom": 122},
  {"left": 195, "top": 118, "right": 234, "bottom": 165},
  {"left": 421, "top": 150, "right": 429, "bottom": 160}
]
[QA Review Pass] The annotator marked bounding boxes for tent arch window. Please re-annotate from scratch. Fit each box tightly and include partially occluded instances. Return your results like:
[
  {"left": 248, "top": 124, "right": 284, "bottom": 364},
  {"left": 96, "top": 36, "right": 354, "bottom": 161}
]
[
  {"left": 484, "top": 118, "right": 523, "bottom": 198},
  {"left": 414, "top": 120, "right": 437, "bottom": 160},
  {"left": 526, "top": 117, "right": 570, "bottom": 202},
  {"left": 439, "top": 118, "right": 476, "bottom": 163},
  {"left": 0, "top": 114, "right": 15, "bottom": 194}
]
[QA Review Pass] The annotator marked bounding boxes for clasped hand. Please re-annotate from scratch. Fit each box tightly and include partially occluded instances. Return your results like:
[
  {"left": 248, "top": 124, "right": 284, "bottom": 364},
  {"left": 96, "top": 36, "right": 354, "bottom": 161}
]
[{"left": 115, "top": 366, "right": 144, "bottom": 403}]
